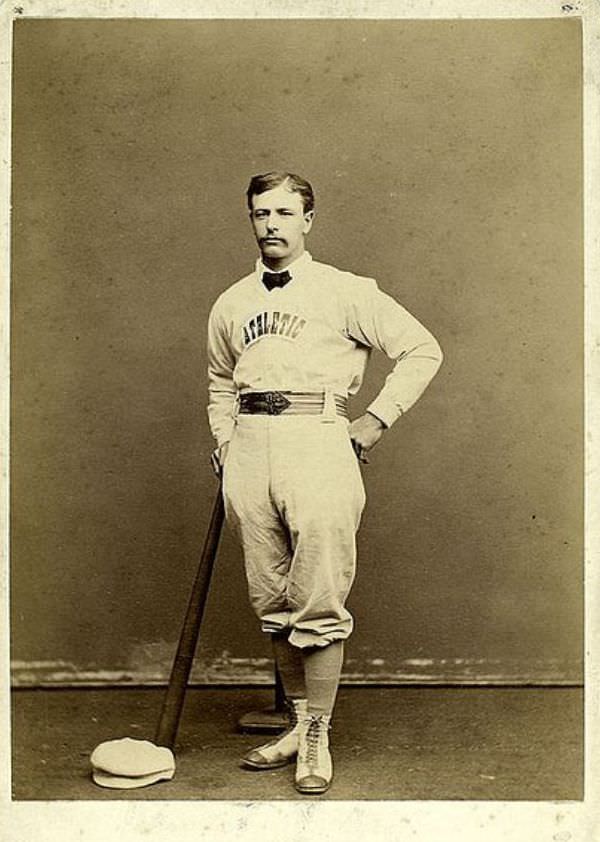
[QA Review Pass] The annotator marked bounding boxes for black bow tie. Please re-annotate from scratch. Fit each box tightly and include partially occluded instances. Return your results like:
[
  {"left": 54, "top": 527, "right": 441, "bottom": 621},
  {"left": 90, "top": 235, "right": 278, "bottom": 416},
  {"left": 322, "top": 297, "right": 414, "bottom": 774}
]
[{"left": 262, "top": 270, "right": 292, "bottom": 291}]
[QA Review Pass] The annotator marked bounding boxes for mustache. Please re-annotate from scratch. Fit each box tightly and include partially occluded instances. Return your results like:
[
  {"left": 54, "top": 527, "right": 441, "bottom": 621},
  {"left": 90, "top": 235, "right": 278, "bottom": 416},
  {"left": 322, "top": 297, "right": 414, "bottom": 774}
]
[{"left": 260, "top": 236, "right": 286, "bottom": 244}]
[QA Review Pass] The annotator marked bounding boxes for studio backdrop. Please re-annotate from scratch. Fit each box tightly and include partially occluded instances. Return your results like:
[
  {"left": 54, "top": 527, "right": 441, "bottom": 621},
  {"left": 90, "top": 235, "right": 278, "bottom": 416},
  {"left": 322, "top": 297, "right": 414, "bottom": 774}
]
[{"left": 10, "top": 18, "right": 583, "bottom": 686}]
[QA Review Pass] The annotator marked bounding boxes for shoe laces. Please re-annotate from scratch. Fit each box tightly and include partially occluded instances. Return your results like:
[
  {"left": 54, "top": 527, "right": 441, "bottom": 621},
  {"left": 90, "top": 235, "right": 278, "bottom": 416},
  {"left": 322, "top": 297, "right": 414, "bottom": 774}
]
[{"left": 304, "top": 715, "right": 328, "bottom": 765}]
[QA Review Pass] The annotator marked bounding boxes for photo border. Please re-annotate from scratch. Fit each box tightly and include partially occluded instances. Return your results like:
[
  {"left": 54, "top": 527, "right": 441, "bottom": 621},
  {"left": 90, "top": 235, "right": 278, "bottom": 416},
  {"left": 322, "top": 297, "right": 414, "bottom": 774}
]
[{"left": 1, "top": 2, "right": 597, "bottom": 840}]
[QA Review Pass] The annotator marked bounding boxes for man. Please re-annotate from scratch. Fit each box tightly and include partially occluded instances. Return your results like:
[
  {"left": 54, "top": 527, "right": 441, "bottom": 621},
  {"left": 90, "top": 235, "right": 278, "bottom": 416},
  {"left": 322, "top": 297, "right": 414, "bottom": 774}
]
[{"left": 207, "top": 171, "right": 442, "bottom": 795}]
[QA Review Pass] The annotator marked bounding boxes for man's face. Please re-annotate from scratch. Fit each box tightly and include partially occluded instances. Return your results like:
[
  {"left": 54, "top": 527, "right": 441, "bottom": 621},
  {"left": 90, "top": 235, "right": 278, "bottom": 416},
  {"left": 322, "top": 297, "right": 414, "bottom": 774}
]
[{"left": 249, "top": 184, "right": 314, "bottom": 269}]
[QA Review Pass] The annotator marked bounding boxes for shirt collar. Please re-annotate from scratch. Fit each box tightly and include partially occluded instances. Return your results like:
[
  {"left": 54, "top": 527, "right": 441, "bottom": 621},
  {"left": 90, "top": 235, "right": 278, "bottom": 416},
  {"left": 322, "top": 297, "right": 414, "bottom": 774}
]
[{"left": 255, "top": 250, "right": 312, "bottom": 285}]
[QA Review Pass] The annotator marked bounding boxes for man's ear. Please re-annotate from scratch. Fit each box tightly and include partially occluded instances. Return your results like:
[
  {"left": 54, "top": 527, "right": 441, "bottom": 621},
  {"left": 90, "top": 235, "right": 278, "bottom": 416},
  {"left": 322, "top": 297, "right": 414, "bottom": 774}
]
[{"left": 303, "top": 210, "right": 315, "bottom": 234}]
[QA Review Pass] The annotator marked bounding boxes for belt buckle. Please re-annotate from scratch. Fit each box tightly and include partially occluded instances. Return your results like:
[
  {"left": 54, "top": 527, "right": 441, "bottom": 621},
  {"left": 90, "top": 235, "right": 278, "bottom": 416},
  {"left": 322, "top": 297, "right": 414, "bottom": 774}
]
[{"left": 266, "top": 391, "right": 291, "bottom": 415}]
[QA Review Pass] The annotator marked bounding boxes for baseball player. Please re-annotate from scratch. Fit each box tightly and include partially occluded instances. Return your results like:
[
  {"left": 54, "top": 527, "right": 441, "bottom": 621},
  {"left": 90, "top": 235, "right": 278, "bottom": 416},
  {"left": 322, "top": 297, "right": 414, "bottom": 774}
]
[{"left": 207, "top": 171, "right": 442, "bottom": 795}]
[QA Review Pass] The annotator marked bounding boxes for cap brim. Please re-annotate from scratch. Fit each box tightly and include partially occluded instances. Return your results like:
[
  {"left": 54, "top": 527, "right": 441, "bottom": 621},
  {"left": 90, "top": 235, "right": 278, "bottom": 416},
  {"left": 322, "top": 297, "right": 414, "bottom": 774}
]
[{"left": 92, "top": 766, "right": 175, "bottom": 789}]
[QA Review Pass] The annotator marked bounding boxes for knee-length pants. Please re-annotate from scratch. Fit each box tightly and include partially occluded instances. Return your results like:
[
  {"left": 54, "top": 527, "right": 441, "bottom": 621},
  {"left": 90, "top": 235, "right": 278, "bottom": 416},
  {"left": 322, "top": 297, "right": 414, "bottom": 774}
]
[{"left": 222, "top": 414, "right": 366, "bottom": 648}]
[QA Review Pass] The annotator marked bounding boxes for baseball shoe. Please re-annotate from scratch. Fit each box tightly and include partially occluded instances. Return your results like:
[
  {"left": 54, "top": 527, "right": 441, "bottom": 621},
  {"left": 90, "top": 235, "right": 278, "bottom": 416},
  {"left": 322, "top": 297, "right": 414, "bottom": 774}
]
[
  {"left": 241, "top": 698, "right": 308, "bottom": 770},
  {"left": 294, "top": 713, "right": 332, "bottom": 795}
]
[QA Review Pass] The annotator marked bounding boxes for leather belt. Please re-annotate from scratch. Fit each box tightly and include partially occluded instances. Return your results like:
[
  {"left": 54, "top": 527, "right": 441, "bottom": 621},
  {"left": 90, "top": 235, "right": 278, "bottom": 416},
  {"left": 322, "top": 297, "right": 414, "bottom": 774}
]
[{"left": 238, "top": 391, "right": 348, "bottom": 418}]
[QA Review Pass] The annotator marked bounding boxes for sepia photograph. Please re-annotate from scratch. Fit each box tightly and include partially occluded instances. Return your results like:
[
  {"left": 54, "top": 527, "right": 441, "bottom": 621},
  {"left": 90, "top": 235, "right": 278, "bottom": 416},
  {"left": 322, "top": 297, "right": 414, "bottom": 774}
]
[{"left": 1, "top": 1, "right": 598, "bottom": 840}]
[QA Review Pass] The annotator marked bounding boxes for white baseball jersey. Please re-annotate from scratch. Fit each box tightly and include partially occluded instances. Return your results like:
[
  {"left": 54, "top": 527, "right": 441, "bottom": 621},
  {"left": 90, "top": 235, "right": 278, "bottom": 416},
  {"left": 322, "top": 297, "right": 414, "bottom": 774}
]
[{"left": 207, "top": 251, "right": 443, "bottom": 447}]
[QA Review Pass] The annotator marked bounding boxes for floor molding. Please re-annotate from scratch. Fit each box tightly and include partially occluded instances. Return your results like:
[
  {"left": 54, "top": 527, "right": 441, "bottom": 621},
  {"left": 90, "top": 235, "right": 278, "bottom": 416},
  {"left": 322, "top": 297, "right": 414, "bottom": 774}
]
[{"left": 10, "top": 654, "right": 582, "bottom": 687}]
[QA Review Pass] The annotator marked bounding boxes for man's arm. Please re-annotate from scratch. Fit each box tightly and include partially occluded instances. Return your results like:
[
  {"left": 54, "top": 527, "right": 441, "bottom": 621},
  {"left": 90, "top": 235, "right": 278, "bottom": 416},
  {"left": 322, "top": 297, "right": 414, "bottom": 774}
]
[
  {"left": 347, "top": 278, "right": 443, "bottom": 456},
  {"left": 207, "top": 300, "right": 237, "bottom": 466}
]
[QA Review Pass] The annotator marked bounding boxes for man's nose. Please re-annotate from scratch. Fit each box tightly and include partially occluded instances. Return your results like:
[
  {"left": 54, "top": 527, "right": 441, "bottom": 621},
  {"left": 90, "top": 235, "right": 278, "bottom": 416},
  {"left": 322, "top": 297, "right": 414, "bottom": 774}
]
[{"left": 266, "top": 216, "right": 278, "bottom": 232}]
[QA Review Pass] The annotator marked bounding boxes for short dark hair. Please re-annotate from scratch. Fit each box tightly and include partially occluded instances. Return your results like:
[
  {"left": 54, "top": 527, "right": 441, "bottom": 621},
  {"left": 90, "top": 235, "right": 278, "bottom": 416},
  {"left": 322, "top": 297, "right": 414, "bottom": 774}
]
[{"left": 246, "top": 171, "right": 315, "bottom": 214}]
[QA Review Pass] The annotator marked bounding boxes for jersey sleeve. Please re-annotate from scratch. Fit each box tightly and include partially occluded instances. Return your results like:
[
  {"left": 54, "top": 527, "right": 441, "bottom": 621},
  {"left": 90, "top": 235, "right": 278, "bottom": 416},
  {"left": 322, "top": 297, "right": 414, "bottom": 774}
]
[
  {"left": 207, "top": 298, "right": 238, "bottom": 448},
  {"left": 346, "top": 277, "right": 443, "bottom": 428}
]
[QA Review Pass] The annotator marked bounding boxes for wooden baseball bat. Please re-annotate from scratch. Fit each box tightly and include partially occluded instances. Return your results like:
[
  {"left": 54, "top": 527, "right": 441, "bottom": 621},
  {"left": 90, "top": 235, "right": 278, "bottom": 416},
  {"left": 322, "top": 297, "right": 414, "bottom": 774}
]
[{"left": 154, "top": 482, "right": 225, "bottom": 749}]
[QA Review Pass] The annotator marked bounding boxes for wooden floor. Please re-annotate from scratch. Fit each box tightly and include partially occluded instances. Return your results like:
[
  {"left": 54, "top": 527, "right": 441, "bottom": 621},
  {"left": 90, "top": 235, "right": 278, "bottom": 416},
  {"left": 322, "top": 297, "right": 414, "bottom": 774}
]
[{"left": 11, "top": 686, "right": 583, "bottom": 801}]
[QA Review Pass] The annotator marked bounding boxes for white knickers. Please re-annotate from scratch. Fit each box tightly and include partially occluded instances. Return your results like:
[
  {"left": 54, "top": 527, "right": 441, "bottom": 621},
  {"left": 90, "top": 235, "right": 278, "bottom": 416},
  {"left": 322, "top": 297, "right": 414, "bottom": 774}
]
[{"left": 222, "top": 414, "right": 366, "bottom": 648}]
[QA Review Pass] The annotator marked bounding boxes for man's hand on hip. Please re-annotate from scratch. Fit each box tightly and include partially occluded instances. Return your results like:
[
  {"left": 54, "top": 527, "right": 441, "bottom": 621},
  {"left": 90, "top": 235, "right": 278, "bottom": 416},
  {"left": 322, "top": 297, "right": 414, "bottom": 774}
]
[{"left": 349, "top": 413, "right": 386, "bottom": 463}]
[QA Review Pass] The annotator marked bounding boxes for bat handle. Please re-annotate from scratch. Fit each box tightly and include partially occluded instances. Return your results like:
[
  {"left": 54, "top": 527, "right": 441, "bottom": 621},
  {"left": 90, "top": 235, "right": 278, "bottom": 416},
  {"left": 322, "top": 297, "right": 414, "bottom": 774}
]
[{"left": 154, "top": 483, "right": 225, "bottom": 749}]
